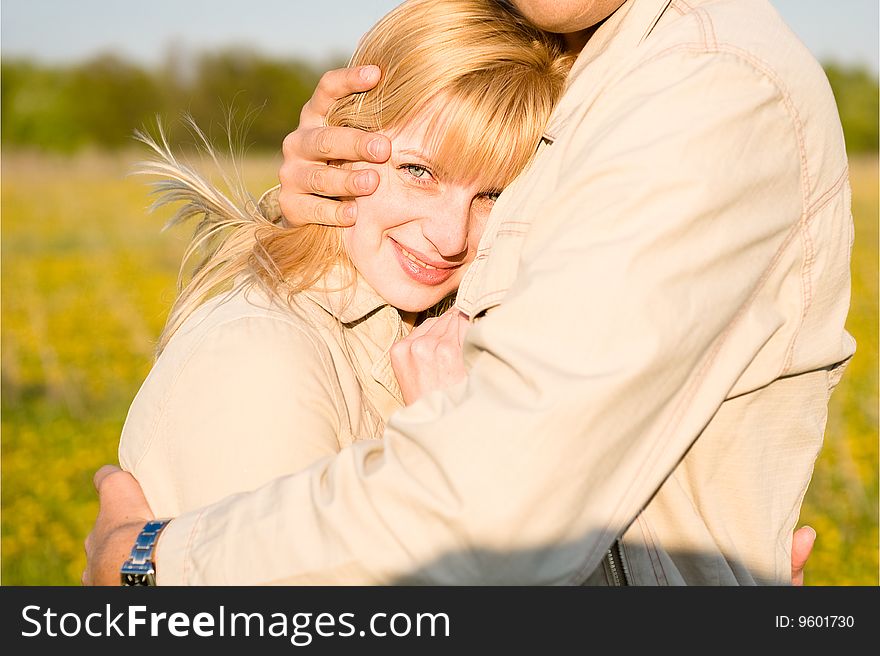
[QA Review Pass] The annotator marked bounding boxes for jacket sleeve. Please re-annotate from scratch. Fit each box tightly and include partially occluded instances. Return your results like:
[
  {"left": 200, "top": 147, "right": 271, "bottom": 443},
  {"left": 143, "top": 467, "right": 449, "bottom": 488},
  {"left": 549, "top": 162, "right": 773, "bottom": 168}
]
[
  {"left": 156, "top": 50, "right": 808, "bottom": 584},
  {"left": 124, "top": 315, "right": 343, "bottom": 518}
]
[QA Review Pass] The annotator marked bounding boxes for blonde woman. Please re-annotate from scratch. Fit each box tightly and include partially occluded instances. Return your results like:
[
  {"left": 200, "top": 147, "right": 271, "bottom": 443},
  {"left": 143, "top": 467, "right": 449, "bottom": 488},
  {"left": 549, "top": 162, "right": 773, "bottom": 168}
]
[{"left": 118, "top": 0, "right": 572, "bottom": 519}]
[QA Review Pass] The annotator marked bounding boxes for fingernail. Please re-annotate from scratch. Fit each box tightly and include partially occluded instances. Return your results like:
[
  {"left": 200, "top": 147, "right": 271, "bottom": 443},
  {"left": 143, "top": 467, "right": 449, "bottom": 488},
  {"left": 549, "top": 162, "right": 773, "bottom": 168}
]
[
  {"left": 355, "top": 171, "right": 373, "bottom": 192},
  {"left": 360, "top": 65, "right": 379, "bottom": 82},
  {"left": 344, "top": 204, "right": 357, "bottom": 221},
  {"left": 367, "top": 137, "right": 388, "bottom": 160}
]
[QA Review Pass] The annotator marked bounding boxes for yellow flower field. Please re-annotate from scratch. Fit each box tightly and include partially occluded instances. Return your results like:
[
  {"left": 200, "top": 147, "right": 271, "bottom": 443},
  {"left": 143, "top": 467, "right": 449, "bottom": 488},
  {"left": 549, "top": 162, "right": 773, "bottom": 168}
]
[{"left": 2, "top": 150, "right": 877, "bottom": 585}]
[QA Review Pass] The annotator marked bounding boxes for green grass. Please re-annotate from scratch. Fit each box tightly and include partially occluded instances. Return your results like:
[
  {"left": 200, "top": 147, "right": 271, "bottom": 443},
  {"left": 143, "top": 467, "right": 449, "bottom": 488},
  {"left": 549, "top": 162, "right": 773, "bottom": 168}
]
[{"left": 1, "top": 150, "right": 877, "bottom": 585}]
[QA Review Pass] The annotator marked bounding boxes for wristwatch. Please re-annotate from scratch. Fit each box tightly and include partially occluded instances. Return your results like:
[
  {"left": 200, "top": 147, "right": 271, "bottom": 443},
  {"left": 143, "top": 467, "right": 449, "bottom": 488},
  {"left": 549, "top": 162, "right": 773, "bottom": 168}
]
[{"left": 120, "top": 519, "right": 171, "bottom": 586}]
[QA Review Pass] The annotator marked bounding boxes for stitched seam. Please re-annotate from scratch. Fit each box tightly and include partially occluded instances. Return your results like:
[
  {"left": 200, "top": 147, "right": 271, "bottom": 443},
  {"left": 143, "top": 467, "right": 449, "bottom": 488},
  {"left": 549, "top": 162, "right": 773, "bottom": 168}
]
[
  {"left": 601, "top": 211, "right": 806, "bottom": 576},
  {"left": 806, "top": 166, "right": 849, "bottom": 216},
  {"left": 642, "top": 43, "right": 812, "bottom": 205},
  {"left": 688, "top": 2, "right": 708, "bottom": 47},
  {"left": 784, "top": 216, "right": 813, "bottom": 373},
  {"left": 471, "top": 290, "right": 507, "bottom": 310},
  {"left": 640, "top": 516, "right": 667, "bottom": 585},
  {"left": 781, "top": 167, "right": 849, "bottom": 372},
  {"left": 567, "top": 44, "right": 815, "bottom": 581},
  {"left": 181, "top": 508, "right": 205, "bottom": 585},
  {"left": 697, "top": 6, "right": 717, "bottom": 48},
  {"left": 619, "top": 540, "right": 637, "bottom": 586},
  {"left": 506, "top": 48, "right": 819, "bottom": 573}
]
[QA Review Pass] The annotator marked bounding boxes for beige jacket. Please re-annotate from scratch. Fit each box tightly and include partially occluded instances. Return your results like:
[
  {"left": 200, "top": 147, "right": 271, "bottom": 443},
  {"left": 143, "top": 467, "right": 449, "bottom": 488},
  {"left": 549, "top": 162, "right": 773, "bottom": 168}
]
[
  {"left": 118, "top": 271, "right": 406, "bottom": 518},
  {"left": 156, "top": 0, "right": 854, "bottom": 585}
]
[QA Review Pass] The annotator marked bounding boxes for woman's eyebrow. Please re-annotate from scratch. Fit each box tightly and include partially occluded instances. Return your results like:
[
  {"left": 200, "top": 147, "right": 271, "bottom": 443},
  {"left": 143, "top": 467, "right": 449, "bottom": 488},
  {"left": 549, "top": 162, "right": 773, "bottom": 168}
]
[
  {"left": 397, "top": 148, "right": 447, "bottom": 176},
  {"left": 398, "top": 147, "right": 432, "bottom": 162}
]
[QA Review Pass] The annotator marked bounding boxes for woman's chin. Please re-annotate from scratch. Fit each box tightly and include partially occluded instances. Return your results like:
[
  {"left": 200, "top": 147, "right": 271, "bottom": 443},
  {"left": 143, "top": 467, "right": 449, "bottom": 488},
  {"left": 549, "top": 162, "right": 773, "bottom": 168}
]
[{"left": 385, "top": 293, "right": 447, "bottom": 315}]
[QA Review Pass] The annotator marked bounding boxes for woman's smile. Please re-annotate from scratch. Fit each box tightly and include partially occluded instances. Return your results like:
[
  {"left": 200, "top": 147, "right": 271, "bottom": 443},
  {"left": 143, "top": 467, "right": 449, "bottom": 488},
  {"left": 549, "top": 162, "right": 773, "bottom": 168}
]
[{"left": 389, "top": 237, "right": 461, "bottom": 286}]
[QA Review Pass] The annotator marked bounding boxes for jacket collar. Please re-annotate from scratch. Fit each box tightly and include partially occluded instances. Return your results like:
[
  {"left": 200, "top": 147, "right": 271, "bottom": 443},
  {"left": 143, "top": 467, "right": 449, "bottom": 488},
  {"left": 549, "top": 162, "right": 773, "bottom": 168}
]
[
  {"left": 299, "top": 263, "right": 390, "bottom": 325},
  {"left": 543, "top": 0, "right": 674, "bottom": 141}
]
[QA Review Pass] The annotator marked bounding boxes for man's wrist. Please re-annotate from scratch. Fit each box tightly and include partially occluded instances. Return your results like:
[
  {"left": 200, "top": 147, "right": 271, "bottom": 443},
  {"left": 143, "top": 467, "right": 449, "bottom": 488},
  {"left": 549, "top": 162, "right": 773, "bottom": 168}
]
[{"left": 120, "top": 519, "right": 172, "bottom": 586}]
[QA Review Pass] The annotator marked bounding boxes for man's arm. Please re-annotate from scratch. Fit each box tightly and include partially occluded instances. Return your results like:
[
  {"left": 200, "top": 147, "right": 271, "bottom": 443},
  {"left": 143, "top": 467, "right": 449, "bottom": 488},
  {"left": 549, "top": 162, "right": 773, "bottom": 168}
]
[
  {"left": 84, "top": 469, "right": 818, "bottom": 584},
  {"left": 86, "top": 50, "right": 819, "bottom": 585},
  {"left": 83, "top": 466, "right": 153, "bottom": 586}
]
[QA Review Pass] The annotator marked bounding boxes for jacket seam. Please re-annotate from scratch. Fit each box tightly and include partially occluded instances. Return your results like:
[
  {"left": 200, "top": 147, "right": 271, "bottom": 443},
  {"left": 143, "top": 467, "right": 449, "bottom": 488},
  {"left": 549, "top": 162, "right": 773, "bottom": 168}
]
[
  {"left": 781, "top": 166, "right": 850, "bottom": 373},
  {"left": 641, "top": 43, "right": 812, "bottom": 204},
  {"left": 476, "top": 43, "right": 815, "bottom": 325},
  {"left": 182, "top": 508, "right": 206, "bottom": 585},
  {"left": 599, "top": 216, "right": 807, "bottom": 580},
  {"left": 638, "top": 516, "right": 667, "bottom": 585},
  {"left": 564, "top": 172, "right": 810, "bottom": 585}
]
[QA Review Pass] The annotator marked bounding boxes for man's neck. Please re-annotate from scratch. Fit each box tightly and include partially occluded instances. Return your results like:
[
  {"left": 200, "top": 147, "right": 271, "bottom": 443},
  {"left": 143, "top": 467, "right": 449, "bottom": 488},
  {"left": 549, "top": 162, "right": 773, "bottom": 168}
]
[{"left": 563, "top": 26, "right": 599, "bottom": 54}]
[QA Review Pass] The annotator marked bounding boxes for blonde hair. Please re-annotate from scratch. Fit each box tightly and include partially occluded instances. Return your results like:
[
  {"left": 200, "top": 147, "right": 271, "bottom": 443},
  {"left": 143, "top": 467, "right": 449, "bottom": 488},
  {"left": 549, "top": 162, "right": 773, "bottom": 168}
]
[{"left": 142, "top": 0, "right": 572, "bottom": 354}]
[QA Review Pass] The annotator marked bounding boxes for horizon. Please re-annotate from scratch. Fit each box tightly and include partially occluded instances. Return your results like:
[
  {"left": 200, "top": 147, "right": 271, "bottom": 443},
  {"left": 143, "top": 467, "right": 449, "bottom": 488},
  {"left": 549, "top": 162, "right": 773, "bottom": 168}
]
[{"left": 2, "top": 1, "right": 878, "bottom": 74}]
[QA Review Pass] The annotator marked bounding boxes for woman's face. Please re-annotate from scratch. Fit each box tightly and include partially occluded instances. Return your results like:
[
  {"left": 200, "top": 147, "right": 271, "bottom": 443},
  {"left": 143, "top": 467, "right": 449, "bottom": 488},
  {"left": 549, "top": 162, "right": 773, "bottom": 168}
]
[{"left": 343, "top": 115, "right": 500, "bottom": 316}]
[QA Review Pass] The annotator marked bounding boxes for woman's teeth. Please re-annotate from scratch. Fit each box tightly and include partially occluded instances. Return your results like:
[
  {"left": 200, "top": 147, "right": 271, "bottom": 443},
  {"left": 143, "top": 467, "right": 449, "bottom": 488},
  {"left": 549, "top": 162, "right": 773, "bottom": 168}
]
[{"left": 399, "top": 245, "right": 438, "bottom": 270}]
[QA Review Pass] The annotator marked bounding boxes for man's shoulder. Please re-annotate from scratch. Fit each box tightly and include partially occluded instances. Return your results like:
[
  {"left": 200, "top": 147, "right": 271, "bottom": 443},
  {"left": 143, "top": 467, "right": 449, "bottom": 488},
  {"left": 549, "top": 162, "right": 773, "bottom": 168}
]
[
  {"left": 644, "top": 0, "right": 846, "bottom": 195},
  {"left": 648, "top": 0, "right": 830, "bottom": 94}
]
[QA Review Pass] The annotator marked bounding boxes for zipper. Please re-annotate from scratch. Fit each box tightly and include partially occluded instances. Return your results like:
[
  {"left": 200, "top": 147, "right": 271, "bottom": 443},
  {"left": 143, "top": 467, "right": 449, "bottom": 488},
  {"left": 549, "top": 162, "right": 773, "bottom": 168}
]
[{"left": 605, "top": 539, "right": 630, "bottom": 586}]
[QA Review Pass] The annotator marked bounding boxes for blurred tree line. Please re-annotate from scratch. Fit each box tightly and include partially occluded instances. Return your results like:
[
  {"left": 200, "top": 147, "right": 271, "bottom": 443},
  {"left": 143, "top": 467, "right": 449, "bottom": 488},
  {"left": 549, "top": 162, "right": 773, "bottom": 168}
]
[
  {"left": 1, "top": 51, "right": 328, "bottom": 152},
  {"left": 2, "top": 51, "right": 878, "bottom": 153}
]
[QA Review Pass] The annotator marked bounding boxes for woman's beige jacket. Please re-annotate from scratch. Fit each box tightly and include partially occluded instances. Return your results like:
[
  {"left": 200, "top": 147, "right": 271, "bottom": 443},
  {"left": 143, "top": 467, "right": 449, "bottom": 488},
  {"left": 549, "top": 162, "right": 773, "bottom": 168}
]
[{"left": 118, "top": 271, "right": 406, "bottom": 518}]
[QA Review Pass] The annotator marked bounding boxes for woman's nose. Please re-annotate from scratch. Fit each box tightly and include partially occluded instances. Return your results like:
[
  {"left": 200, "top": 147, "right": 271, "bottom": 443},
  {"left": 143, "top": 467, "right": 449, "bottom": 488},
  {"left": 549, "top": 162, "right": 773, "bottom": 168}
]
[{"left": 421, "top": 193, "right": 471, "bottom": 260}]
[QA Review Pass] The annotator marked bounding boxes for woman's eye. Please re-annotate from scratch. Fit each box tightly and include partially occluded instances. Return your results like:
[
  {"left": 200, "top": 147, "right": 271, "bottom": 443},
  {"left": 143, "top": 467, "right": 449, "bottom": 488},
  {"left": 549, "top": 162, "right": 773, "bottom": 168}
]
[
  {"left": 479, "top": 190, "right": 501, "bottom": 203},
  {"left": 400, "top": 164, "right": 434, "bottom": 181}
]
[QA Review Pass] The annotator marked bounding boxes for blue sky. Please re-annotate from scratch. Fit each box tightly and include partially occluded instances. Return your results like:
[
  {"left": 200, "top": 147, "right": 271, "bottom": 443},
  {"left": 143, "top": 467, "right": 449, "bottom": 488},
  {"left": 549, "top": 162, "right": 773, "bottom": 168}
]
[{"left": 2, "top": 0, "right": 877, "bottom": 72}]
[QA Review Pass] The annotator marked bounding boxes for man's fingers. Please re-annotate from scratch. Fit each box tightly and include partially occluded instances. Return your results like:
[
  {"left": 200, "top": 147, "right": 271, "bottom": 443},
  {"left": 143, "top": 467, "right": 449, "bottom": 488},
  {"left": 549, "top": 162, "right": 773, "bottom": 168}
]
[
  {"left": 292, "top": 126, "right": 390, "bottom": 164},
  {"left": 280, "top": 192, "right": 359, "bottom": 228},
  {"left": 93, "top": 465, "right": 122, "bottom": 492},
  {"left": 301, "top": 65, "right": 382, "bottom": 124},
  {"left": 289, "top": 162, "right": 379, "bottom": 198},
  {"left": 791, "top": 525, "right": 817, "bottom": 586},
  {"left": 94, "top": 467, "right": 152, "bottom": 515}
]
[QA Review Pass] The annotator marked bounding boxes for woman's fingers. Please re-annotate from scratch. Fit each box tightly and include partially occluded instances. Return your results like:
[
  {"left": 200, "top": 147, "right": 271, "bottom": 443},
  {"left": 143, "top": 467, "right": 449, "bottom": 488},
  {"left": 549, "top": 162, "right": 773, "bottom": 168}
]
[{"left": 390, "top": 310, "right": 469, "bottom": 405}]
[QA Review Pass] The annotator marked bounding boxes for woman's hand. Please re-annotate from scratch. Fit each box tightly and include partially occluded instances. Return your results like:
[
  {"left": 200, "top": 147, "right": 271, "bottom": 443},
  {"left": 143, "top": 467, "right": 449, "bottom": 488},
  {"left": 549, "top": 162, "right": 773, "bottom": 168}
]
[
  {"left": 390, "top": 308, "right": 470, "bottom": 406},
  {"left": 82, "top": 465, "right": 155, "bottom": 586},
  {"left": 279, "top": 65, "right": 391, "bottom": 227}
]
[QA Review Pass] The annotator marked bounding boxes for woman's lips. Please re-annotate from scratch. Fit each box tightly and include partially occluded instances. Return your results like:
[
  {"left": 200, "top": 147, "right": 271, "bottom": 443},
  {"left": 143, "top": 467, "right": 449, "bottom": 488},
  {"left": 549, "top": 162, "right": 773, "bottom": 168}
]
[{"left": 390, "top": 239, "right": 459, "bottom": 286}]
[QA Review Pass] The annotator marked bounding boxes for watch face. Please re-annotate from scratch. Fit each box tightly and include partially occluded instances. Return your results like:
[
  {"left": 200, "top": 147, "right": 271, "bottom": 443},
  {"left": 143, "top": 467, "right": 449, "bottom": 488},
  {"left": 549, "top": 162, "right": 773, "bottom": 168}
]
[
  {"left": 121, "top": 572, "right": 156, "bottom": 586},
  {"left": 121, "top": 559, "right": 157, "bottom": 586}
]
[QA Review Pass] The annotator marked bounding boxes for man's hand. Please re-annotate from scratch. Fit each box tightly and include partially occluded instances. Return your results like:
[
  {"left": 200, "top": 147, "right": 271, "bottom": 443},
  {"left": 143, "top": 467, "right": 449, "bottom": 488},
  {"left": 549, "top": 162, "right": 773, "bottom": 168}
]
[
  {"left": 279, "top": 65, "right": 391, "bottom": 227},
  {"left": 390, "top": 308, "right": 470, "bottom": 406},
  {"left": 82, "top": 465, "right": 155, "bottom": 586},
  {"left": 791, "top": 525, "right": 817, "bottom": 586}
]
